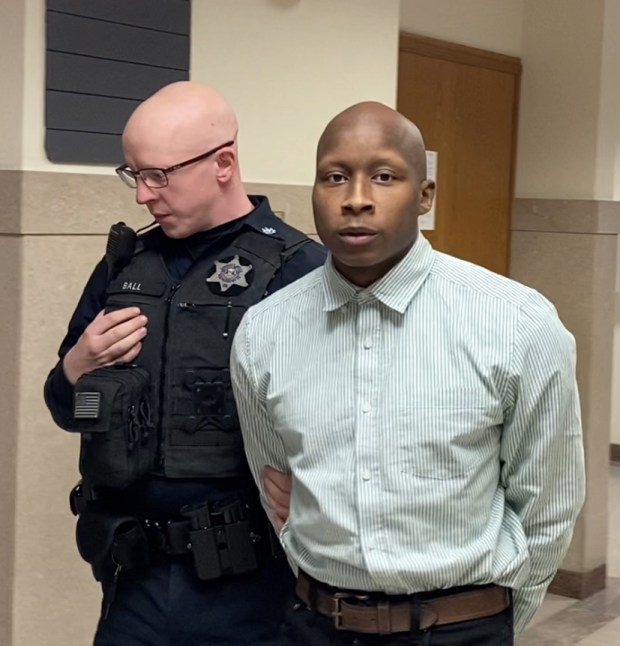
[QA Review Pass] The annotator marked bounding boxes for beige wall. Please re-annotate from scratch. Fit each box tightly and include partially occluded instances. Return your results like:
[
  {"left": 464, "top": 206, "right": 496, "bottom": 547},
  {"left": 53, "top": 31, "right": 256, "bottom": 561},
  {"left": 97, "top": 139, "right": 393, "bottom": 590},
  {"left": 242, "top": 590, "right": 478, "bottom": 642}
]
[
  {"left": 515, "top": 0, "right": 605, "bottom": 199},
  {"left": 0, "top": 232, "right": 20, "bottom": 646},
  {"left": 192, "top": 0, "right": 400, "bottom": 185},
  {"left": 0, "top": 4, "right": 25, "bottom": 641},
  {"left": 400, "top": 0, "right": 523, "bottom": 56},
  {"left": 599, "top": 1, "right": 620, "bottom": 446},
  {"left": 595, "top": 0, "right": 620, "bottom": 201},
  {"left": 0, "top": 0, "right": 25, "bottom": 169},
  {"left": 612, "top": 297, "right": 620, "bottom": 445}
]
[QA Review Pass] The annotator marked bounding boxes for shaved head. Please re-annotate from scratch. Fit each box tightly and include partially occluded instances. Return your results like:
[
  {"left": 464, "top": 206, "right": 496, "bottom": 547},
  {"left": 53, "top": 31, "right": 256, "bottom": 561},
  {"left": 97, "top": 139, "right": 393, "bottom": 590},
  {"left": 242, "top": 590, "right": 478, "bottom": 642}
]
[
  {"left": 317, "top": 101, "right": 427, "bottom": 181},
  {"left": 123, "top": 81, "right": 238, "bottom": 163},
  {"left": 121, "top": 81, "right": 253, "bottom": 237},
  {"left": 312, "top": 101, "right": 435, "bottom": 287}
]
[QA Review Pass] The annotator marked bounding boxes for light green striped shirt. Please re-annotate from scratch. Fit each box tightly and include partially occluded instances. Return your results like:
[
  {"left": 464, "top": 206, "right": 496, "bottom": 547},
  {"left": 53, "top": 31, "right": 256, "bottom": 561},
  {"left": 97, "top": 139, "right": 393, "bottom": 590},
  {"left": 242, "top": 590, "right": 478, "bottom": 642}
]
[{"left": 231, "top": 233, "right": 585, "bottom": 633}]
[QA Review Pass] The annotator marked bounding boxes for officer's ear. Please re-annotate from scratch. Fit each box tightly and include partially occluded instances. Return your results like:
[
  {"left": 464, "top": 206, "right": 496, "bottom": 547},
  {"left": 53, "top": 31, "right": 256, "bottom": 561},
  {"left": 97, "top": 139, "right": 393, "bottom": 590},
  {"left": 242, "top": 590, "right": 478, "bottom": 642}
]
[{"left": 214, "top": 149, "right": 236, "bottom": 183}]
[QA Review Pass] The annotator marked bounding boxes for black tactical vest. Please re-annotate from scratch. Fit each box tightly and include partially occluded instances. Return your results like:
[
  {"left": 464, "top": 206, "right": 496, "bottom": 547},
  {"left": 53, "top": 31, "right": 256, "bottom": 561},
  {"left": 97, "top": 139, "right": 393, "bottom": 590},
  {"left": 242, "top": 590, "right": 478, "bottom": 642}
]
[{"left": 105, "top": 224, "right": 307, "bottom": 479}]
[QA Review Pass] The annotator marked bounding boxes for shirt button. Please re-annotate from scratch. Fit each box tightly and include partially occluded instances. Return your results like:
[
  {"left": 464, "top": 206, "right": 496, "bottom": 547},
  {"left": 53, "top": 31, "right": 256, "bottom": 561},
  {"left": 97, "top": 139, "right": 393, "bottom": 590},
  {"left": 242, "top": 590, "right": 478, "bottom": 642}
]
[
  {"left": 361, "top": 470, "right": 371, "bottom": 481},
  {"left": 362, "top": 402, "right": 371, "bottom": 413},
  {"left": 363, "top": 337, "right": 373, "bottom": 349}
]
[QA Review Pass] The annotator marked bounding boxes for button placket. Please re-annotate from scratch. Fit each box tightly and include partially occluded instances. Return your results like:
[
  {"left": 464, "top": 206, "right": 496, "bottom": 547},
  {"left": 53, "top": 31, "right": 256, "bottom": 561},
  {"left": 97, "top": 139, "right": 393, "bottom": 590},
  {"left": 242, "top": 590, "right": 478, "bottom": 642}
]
[{"left": 355, "top": 302, "right": 384, "bottom": 572}]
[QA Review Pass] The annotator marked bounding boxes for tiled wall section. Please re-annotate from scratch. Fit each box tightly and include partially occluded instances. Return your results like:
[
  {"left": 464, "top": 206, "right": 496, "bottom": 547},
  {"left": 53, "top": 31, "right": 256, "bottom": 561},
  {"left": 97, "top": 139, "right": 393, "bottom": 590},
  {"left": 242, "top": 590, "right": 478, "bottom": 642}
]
[
  {"left": 0, "top": 234, "right": 20, "bottom": 646},
  {"left": 14, "top": 234, "right": 105, "bottom": 646},
  {"left": 511, "top": 198, "right": 620, "bottom": 589},
  {"left": 0, "top": 171, "right": 317, "bottom": 236}
]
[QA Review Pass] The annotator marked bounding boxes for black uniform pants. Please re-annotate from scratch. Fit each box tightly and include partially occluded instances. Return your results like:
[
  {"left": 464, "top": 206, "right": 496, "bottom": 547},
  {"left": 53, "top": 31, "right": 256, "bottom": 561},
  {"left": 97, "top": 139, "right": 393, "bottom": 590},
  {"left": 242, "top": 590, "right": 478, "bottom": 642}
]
[
  {"left": 280, "top": 595, "right": 514, "bottom": 646},
  {"left": 94, "top": 555, "right": 294, "bottom": 646}
]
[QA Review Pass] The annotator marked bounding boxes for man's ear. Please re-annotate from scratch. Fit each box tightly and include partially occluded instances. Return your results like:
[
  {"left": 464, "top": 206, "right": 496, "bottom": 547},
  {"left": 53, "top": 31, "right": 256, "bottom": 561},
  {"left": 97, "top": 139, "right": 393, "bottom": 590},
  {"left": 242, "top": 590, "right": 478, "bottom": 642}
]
[
  {"left": 418, "top": 179, "right": 436, "bottom": 215},
  {"left": 215, "top": 150, "right": 236, "bottom": 183}
]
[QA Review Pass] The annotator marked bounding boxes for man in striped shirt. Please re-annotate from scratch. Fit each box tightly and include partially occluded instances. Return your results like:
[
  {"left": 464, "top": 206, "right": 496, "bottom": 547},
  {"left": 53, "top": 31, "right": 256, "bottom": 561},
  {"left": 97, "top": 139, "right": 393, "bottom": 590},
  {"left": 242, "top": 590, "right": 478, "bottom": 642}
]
[{"left": 230, "top": 102, "right": 585, "bottom": 645}]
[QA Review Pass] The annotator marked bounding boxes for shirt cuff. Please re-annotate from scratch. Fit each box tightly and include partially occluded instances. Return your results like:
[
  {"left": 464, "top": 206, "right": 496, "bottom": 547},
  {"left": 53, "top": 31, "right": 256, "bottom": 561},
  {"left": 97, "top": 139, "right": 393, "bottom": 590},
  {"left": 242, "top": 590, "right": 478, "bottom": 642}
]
[{"left": 512, "top": 576, "right": 553, "bottom": 633}]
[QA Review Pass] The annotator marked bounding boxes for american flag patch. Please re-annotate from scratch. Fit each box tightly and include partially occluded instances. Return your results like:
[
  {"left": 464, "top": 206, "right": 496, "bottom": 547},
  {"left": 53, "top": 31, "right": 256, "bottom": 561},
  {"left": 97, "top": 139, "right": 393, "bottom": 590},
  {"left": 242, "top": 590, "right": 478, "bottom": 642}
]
[{"left": 74, "top": 392, "right": 101, "bottom": 419}]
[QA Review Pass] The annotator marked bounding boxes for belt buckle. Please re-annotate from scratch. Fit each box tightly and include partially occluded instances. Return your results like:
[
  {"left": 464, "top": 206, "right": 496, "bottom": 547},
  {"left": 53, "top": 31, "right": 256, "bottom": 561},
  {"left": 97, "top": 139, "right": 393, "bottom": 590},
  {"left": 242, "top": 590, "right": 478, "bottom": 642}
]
[{"left": 332, "top": 591, "right": 370, "bottom": 631}]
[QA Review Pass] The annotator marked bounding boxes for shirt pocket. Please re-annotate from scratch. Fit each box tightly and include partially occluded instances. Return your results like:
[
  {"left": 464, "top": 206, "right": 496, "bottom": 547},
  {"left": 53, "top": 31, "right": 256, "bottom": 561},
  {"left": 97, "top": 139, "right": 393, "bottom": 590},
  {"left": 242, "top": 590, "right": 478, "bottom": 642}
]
[{"left": 396, "top": 394, "right": 499, "bottom": 480}]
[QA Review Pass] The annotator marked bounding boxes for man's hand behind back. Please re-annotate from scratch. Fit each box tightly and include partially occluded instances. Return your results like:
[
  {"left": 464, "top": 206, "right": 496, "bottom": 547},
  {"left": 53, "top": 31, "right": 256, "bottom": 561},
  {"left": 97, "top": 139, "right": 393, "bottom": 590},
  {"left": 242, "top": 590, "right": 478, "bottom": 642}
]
[
  {"left": 262, "top": 465, "right": 291, "bottom": 533},
  {"left": 62, "top": 307, "right": 148, "bottom": 385}
]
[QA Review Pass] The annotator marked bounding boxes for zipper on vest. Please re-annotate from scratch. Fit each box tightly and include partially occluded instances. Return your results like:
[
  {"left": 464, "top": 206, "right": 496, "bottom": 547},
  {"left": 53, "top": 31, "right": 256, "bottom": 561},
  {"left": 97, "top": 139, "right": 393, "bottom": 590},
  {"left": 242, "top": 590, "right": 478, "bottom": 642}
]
[
  {"left": 157, "top": 283, "right": 181, "bottom": 472},
  {"left": 223, "top": 300, "right": 233, "bottom": 339}
]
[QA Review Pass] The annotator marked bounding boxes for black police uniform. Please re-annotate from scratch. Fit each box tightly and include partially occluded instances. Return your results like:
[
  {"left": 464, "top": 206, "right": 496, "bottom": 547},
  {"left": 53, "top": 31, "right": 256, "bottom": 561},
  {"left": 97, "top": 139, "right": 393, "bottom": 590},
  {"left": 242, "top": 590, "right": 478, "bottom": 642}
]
[{"left": 44, "top": 196, "right": 326, "bottom": 646}]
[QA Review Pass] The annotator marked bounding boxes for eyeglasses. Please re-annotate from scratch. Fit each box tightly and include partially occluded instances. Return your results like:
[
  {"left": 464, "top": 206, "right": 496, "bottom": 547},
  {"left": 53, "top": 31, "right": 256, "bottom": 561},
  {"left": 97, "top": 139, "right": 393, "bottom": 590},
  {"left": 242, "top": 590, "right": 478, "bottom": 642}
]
[{"left": 115, "top": 140, "right": 235, "bottom": 189}]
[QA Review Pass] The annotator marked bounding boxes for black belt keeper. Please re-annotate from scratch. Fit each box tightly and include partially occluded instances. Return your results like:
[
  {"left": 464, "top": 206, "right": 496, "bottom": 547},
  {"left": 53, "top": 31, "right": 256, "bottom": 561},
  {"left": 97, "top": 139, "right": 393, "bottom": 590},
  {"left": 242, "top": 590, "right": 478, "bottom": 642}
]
[
  {"left": 409, "top": 597, "right": 426, "bottom": 638},
  {"left": 69, "top": 480, "right": 105, "bottom": 516}
]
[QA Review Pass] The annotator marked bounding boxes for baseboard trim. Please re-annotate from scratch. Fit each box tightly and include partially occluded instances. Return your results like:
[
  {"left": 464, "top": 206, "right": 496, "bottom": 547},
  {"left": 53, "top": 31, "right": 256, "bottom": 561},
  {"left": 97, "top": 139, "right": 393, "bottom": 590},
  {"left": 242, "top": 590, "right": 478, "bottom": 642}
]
[
  {"left": 611, "top": 443, "right": 620, "bottom": 463},
  {"left": 549, "top": 564, "right": 606, "bottom": 599}
]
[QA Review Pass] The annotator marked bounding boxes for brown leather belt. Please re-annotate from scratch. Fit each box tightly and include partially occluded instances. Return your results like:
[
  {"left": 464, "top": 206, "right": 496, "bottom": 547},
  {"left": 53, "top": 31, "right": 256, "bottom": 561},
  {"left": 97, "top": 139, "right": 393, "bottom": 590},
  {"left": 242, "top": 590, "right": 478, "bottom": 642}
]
[{"left": 295, "top": 570, "right": 510, "bottom": 635}]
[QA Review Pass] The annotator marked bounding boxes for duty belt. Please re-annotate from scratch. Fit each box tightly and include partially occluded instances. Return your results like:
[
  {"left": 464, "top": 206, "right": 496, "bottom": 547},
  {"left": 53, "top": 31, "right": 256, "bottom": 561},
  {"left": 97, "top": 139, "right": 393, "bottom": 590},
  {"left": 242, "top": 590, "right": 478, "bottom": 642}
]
[
  {"left": 71, "top": 482, "right": 278, "bottom": 583},
  {"left": 141, "top": 497, "right": 265, "bottom": 580},
  {"left": 296, "top": 570, "right": 511, "bottom": 635}
]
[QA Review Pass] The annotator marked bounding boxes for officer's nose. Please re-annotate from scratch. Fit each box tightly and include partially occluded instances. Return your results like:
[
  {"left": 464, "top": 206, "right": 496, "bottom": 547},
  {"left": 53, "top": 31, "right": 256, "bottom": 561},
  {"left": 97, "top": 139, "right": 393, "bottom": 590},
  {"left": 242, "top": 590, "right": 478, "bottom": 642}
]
[
  {"left": 135, "top": 177, "right": 158, "bottom": 205},
  {"left": 342, "top": 178, "right": 374, "bottom": 216}
]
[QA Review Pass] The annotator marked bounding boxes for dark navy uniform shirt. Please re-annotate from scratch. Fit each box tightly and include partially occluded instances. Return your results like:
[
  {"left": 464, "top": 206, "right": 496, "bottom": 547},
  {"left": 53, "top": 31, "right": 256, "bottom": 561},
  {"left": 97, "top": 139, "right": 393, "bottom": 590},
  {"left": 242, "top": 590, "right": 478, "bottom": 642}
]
[{"left": 44, "top": 195, "right": 326, "bottom": 516}]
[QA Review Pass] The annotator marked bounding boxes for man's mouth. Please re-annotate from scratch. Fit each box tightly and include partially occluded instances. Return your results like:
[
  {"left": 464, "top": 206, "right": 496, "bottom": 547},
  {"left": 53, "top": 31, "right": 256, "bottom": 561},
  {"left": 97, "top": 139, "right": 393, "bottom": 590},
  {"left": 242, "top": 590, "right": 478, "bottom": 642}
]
[{"left": 338, "top": 228, "right": 378, "bottom": 245}]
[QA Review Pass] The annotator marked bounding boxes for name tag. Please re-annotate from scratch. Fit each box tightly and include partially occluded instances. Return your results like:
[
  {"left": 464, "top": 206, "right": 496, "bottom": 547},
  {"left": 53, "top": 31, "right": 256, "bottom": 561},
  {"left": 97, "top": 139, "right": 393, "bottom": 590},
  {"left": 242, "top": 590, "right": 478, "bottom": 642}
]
[{"left": 108, "top": 279, "right": 166, "bottom": 297}]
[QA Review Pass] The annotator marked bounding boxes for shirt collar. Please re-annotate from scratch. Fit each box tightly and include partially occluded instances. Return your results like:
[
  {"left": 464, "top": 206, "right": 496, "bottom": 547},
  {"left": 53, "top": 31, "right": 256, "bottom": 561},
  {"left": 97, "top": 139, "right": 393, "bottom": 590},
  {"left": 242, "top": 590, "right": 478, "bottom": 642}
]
[
  {"left": 243, "top": 195, "right": 285, "bottom": 238},
  {"left": 322, "top": 233, "right": 435, "bottom": 314}
]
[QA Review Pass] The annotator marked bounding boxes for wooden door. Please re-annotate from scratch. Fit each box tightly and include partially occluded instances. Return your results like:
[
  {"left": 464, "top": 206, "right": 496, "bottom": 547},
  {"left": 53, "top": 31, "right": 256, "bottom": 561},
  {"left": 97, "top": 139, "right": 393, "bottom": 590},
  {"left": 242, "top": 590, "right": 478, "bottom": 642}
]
[{"left": 398, "top": 34, "right": 521, "bottom": 276}]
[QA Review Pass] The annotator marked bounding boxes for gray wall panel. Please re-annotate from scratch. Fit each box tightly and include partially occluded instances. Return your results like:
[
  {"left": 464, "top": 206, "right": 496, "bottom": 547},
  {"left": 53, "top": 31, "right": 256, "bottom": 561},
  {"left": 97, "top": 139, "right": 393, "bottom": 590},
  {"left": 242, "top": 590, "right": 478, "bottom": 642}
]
[
  {"left": 45, "top": 130, "right": 123, "bottom": 164},
  {"left": 45, "top": 0, "right": 190, "bottom": 163},
  {"left": 47, "top": 12, "right": 189, "bottom": 69},
  {"left": 46, "top": 91, "right": 140, "bottom": 134},
  {"left": 47, "top": 0, "right": 190, "bottom": 34},
  {"left": 46, "top": 52, "right": 187, "bottom": 100}
]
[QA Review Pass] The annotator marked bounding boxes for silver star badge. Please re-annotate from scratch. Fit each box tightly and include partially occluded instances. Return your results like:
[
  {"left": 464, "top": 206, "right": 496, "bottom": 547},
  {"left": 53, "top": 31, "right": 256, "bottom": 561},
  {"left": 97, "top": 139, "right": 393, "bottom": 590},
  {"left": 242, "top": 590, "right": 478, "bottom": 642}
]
[
  {"left": 206, "top": 255, "right": 253, "bottom": 292},
  {"left": 261, "top": 226, "right": 276, "bottom": 235}
]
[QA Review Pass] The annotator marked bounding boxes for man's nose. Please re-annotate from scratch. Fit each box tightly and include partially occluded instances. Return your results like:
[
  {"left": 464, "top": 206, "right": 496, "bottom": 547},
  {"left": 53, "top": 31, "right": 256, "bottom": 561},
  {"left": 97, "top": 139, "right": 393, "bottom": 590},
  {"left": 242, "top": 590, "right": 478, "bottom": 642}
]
[
  {"left": 342, "top": 178, "right": 374, "bottom": 215},
  {"left": 135, "top": 177, "right": 158, "bottom": 205}
]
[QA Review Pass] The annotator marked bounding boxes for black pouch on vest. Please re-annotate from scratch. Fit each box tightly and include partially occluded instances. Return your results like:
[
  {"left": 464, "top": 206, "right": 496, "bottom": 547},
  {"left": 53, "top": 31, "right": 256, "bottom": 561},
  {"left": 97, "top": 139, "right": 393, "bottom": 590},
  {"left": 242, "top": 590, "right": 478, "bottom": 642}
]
[{"left": 72, "top": 365, "right": 154, "bottom": 489}]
